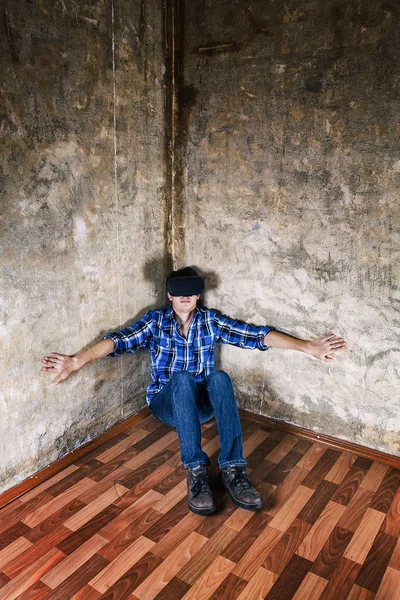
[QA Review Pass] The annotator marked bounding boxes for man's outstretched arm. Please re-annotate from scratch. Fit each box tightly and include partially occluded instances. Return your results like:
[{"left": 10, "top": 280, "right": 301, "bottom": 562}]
[
  {"left": 41, "top": 338, "right": 116, "bottom": 385},
  {"left": 264, "top": 331, "right": 347, "bottom": 362}
]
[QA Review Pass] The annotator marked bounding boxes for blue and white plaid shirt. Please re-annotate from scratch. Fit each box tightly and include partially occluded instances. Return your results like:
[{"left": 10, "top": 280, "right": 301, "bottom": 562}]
[{"left": 104, "top": 306, "right": 272, "bottom": 404}]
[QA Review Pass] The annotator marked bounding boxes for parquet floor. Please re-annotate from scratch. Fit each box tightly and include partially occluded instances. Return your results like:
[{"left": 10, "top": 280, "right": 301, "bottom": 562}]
[{"left": 1, "top": 413, "right": 400, "bottom": 600}]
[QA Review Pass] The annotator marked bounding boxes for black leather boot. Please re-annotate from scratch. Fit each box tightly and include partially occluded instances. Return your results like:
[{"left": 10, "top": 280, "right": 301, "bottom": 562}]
[
  {"left": 220, "top": 465, "right": 263, "bottom": 510},
  {"left": 187, "top": 464, "right": 216, "bottom": 515}
]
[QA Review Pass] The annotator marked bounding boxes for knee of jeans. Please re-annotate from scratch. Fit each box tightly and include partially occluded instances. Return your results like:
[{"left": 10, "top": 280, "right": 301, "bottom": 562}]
[
  {"left": 208, "top": 370, "right": 231, "bottom": 386},
  {"left": 172, "top": 370, "right": 195, "bottom": 386}
]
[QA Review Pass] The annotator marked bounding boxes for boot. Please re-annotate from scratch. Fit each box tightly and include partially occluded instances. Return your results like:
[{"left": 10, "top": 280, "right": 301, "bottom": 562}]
[
  {"left": 220, "top": 465, "right": 263, "bottom": 510},
  {"left": 187, "top": 464, "right": 216, "bottom": 515}
]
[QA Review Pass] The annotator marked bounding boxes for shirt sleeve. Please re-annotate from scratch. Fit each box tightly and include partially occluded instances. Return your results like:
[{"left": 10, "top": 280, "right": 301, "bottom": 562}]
[
  {"left": 103, "top": 311, "right": 154, "bottom": 356},
  {"left": 213, "top": 312, "right": 273, "bottom": 351}
]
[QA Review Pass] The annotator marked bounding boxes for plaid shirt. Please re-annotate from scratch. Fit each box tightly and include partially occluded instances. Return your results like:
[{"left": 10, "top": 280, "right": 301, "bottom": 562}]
[{"left": 104, "top": 306, "right": 272, "bottom": 404}]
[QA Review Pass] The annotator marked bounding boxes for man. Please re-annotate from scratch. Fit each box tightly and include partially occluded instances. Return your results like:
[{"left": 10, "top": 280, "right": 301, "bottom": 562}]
[{"left": 42, "top": 267, "right": 347, "bottom": 515}]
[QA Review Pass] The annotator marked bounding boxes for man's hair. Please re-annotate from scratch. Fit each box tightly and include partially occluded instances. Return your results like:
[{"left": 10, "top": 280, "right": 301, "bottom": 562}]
[{"left": 166, "top": 267, "right": 200, "bottom": 285}]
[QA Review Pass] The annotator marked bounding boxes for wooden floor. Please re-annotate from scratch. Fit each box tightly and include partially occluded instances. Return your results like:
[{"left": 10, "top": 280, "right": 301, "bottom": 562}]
[{"left": 1, "top": 414, "right": 400, "bottom": 600}]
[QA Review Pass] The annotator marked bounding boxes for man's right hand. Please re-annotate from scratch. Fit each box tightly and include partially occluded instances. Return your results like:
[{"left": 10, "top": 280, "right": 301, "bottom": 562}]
[{"left": 41, "top": 353, "right": 80, "bottom": 385}]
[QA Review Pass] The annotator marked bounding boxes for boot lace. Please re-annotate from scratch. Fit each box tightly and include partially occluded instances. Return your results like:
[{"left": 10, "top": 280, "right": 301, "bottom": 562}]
[
  {"left": 191, "top": 474, "right": 212, "bottom": 498},
  {"left": 230, "top": 470, "right": 253, "bottom": 491}
]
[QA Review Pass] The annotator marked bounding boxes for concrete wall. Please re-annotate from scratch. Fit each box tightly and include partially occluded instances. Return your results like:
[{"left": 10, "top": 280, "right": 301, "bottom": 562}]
[
  {"left": 180, "top": 0, "right": 400, "bottom": 455},
  {"left": 0, "top": 0, "right": 168, "bottom": 494}
]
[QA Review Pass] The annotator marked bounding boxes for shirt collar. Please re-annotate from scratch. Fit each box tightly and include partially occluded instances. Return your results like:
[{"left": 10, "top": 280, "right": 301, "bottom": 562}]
[{"left": 165, "top": 305, "right": 201, "bottom": 320}]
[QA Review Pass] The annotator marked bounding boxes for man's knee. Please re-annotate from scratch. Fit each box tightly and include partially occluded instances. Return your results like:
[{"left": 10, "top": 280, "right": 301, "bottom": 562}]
[
  {"left": 171, "top": 370, "right": 196, "bottom": 387},
  {"left": 208, "top": 370, "right": 232, "bottom": 387}
]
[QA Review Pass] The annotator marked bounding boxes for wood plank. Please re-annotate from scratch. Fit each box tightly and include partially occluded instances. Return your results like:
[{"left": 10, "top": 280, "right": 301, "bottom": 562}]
[
  {"left": 89, "top": 535, "right": 155, "bottom": 593},
  {"left": 0, "top": 547, "right": 64, "bottom": 600},
  {"left": 346, "top": 585, "right": 376, "bottom": 600},
  {"left": 264, "top": 435, "right": 299, "bottom": 464},
  {"left": 0, "top": 494, "right": 52, "bottom": 536},
  {"left": 236, "top": 566, "right": 277, "bottom": 599},
  {"left": 266, "top": 466, "right": 308, "bottom": 517},
  {"left": 375, "top": 567, "right": 400, "bottom": 600},
  {"left": 311, "top": 525, "right": 354, "bottom": 580},
  {"left": 70, "top": 584, "right": 101, "bottom": 600},
  {"left": 151, "top": 478, "right": 187, "bottom": 514},
  {"left": 0, "top": 522, "right": 31, "bottom": 551},
  {"left": 57, "top": 504, "right": 123, "bottom": 556},
  {"left": 18, "top": 466, "right": 80, "bottom": 503},
  {"left": 93, "top": 551, "right": 163, "bottom": 599},
  {"left": 337, "top": 487, "right": 375, "bottom": 532},
  {"left": 134, "top": 531, "right": 208, "bottom": 599},
  {"left": 360, "top": 462, "right": 390, "bottom": 492},
  {"left": 329, "top": 461, "right": 371, "bottom": 507},
  {"left": 180, "top": 555, "right": 235, "bottom": 600},
  {"left": 177, "top": 526, "right": 237, "bottom": 585},
  {"left": 291, "top": 572, "right": 328, "bottom": 600},
  {"left": 149, "top": 576, "right": 191, "bottom": 600},
  {"left": 2, "top": 526, "right": 71, "bottom": 579},
  {"left": 370, "top": 468, "right": 400, "bottom": 514},
  {"left": 124, "top": 432, "right": 181, "bottom": 472},
  {"left": 24, "top": 498, "right": 87, "bottom": 544},
  {"left": 296, "top": 501, "right": 346, "bottom": 562},
  {"left": 297, "top": 480, "right": 339, "bottom": 524},
  {"left": 21, "top": 479, "right": 96, "bottom": 529},
  {"left": 208, "top": 573, "right": 247, "bottom": 599},
  {"left": 98, "top": 508, "right": 161, "bottom": 563},
  {"left": 384, "top": 485, "right": 400, "bottom": 538},
  {"left": 324, "top": 453, "right": 357, "bottom": 485},
  {"left": 223, "top": 508, "right": 255, "bottom": 532},
  {"left": 15, "top": 579, "right": 52, "bottom": 600},
  {"left": 41, "top": 534, "right": 108, "bottom": 589},
  {"left": 268, "top": 485, "right": 315, "bottom": 532},
  {"left": 63, "top": 485, "right": 129, "bottom": 532},
  {"left": 263, "top": 518, "right": 311, "bottom": 575},
  {"left": 41, "top": 553, "right": 109, "bottom": 600},
  {"left": 232, "top": 526, "right": 284, "bottom": 582},
  {"left": 344, "top": 508, "right": 386, "bottom": 564},
  {"left": 297, "top": 445, "right": 327, "bottom": 471},
  {"left": 318, "top": 557, "right": 361, "bottom": 600},
  {"left": 388, "top": 536, "right": 400, "bottom": 570},
  {"left": 355, "top": 531, "right": 398, "bottom": 593},
  {"left": 0, "top": 536, "right": 33, "bottom": 570},
  {"left": 263, "top": 555, "right": 312, "bottom": 600},
  {"left": 264, "top": 451, "right": 304, "bottom": 486},
  {"left": 151, "top": 510, "right": 204, "bottom": 559},
  {"left": 222, "top": 511, "right": 272, "bottom": 563},
  {"left": 242, "top": 430, "right": 271, "bottom": 458},
  {"left": 112, "top": 458, "right": 173, "bottom": 509},
  {"left": 301, "top": 449, "right": 342, "bottom": 490}
]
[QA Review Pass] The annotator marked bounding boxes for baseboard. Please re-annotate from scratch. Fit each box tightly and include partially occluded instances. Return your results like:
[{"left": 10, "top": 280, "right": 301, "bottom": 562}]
[
  {"left": 2, "top": 406, "right": 399, "bottom": 510},
  {"left": 239, "top": 409, "right": 400, "bottom": 470},
  {"left": 0, "top": 408, "right": 152, "bottom": 510}
]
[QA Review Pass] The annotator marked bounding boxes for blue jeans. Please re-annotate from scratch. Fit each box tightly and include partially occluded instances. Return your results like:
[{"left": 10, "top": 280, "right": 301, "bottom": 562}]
[{"left": 148, "top": 370, "right": 247, "bottom": 470}]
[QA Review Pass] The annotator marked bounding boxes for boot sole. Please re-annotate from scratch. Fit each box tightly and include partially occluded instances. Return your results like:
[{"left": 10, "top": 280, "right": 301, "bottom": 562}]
[{"left": 188, "top": 502, "right": 216, "bottom": 515}]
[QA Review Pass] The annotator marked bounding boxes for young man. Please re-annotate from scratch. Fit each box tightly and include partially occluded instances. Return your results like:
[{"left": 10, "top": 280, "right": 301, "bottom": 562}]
[{"left": 42, "top": 267, "right": 347, "bottom": 515}]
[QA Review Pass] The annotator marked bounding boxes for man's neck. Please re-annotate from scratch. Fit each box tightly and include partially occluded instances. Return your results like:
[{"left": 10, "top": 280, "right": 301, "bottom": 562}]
[{"left": 173, "top": 308, "right": 195, "bottom": 336}]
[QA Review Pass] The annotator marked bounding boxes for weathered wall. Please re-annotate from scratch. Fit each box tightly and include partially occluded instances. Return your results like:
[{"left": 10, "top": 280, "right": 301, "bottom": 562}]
[
  {"left": 180, "top": 0, "right": 400, "bottom": 455},
  {"left": 0, "top": 0, "right": 168, "bottom": 494}
]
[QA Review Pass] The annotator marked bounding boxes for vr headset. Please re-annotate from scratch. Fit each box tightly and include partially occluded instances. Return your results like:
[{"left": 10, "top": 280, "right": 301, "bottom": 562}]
[{"left": 167, "top": 276, "right": 205, "bottom": 297}]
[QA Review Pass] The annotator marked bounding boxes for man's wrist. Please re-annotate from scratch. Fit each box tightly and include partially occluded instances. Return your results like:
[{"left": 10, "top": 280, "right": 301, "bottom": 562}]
[
  {"left": 300, "top": 340, "right": 312, "bottom": 354},
  {"left": 74, "top": 353, "right": 89, "bottom": 370}
]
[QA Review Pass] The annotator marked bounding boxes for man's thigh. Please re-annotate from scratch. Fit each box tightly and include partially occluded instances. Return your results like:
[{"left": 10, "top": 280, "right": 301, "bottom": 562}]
[{"left": 149, "top": 375, "right": 215, "bottom": 427}]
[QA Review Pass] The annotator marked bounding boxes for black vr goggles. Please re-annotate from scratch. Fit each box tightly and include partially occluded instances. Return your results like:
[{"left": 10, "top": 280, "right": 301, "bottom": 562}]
[{"left": 167, "top": 276, "right": 205, "bottom": 297}]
